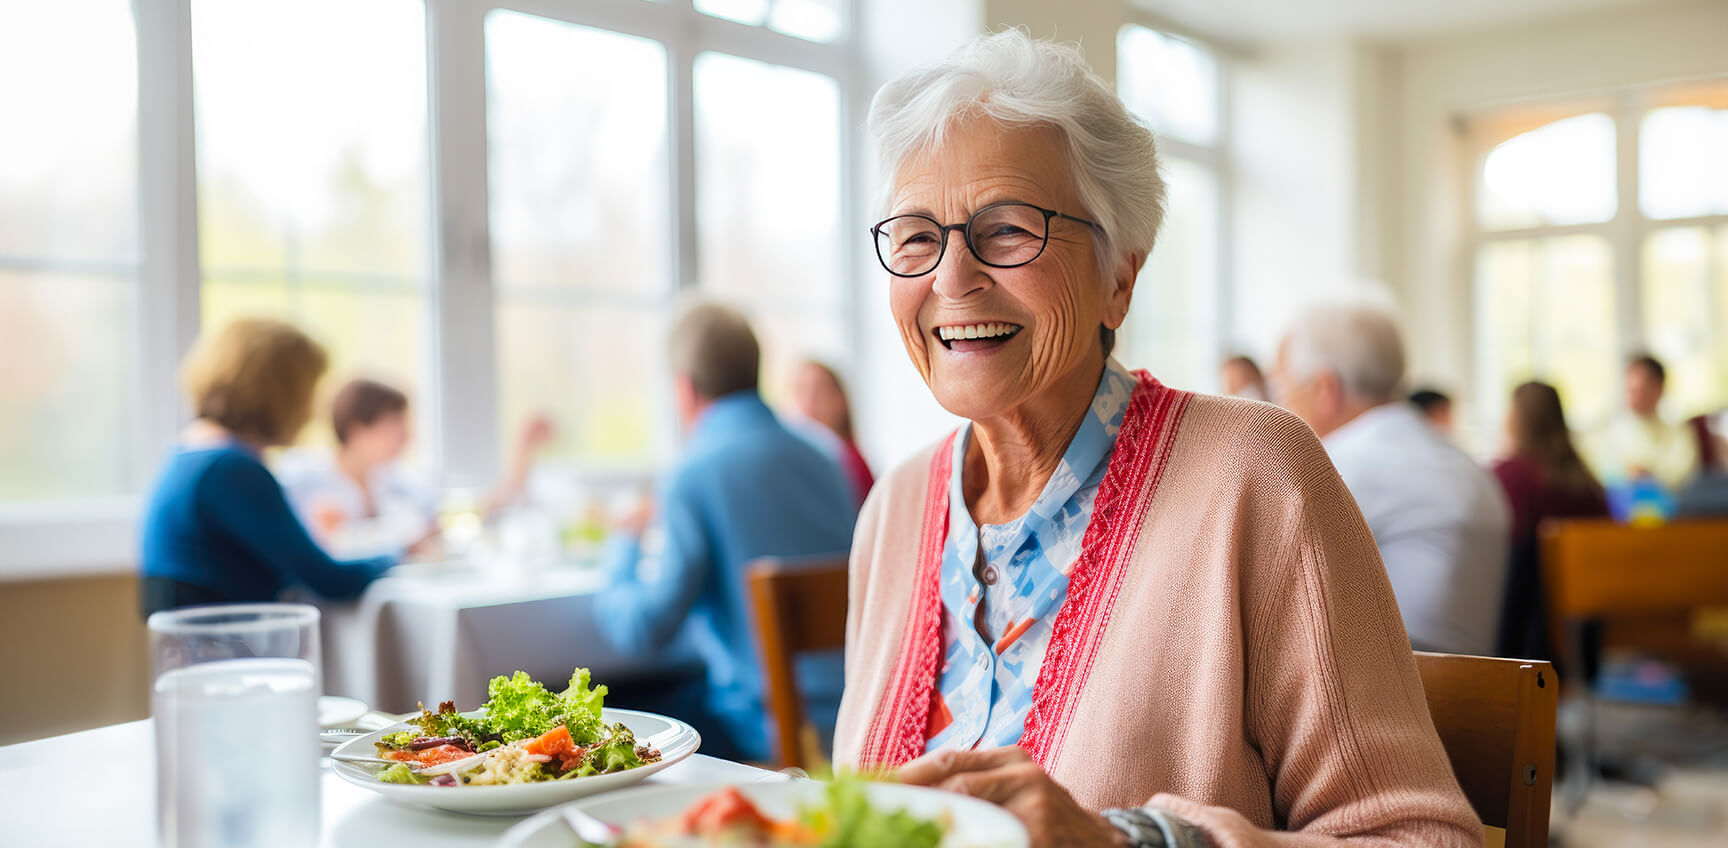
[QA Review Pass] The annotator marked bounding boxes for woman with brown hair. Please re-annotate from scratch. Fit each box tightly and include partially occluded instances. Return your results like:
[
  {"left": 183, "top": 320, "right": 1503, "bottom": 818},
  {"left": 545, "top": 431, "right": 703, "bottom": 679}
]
[
  {"left": 1492, "top": 380, "right": 1609, "bottom": 659},
  {"left": 138, "top": 319, "right": 396, "bottom": 617}
]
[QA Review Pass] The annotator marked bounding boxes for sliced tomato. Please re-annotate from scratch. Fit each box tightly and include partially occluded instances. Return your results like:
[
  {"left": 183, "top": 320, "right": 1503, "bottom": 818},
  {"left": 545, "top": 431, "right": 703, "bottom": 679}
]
[
  {"left": 384, "top": 744, "right": 472, "bottom": 767},
  {"left": 677, "top": 787, "right": 773, "bottom": 836}
]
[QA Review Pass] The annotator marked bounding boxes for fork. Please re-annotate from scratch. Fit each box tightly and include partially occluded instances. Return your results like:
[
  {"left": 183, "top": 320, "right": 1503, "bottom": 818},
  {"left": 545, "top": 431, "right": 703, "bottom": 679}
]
[{"left": 561, "top": 806, "right": 621, "bottom": 846}]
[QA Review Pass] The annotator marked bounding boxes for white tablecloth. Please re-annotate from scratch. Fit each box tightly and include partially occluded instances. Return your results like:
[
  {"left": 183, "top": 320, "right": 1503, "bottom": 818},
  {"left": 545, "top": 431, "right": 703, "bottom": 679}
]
[
  {"left": 0, "top": 720, "right": 778, "bottom": 846},
  {"left": 315, "top": 561, "right": 699, "bottom": 713}
]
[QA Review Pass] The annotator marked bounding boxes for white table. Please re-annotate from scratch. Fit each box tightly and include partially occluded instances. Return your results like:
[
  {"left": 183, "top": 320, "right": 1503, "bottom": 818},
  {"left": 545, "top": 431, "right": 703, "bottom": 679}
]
[
  {"left": 0, "top": 720, "right": 778, "bottom": 846},
  {"left": 316, "top": 560, "right": 698, "bottom": 712}
]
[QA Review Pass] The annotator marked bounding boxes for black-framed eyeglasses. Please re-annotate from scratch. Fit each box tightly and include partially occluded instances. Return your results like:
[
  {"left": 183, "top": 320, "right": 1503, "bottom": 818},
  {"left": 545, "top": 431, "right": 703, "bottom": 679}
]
[{"left": 869, "top": 201, "right": 1104, "bottom": 278}]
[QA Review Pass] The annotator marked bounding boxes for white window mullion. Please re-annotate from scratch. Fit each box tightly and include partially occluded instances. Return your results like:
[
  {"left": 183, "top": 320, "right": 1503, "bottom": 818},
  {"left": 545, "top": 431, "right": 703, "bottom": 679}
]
[
  {"left": 427, "top": 0, "right": 500, "bottom": 488},
  {"left": 135, "top": 0, "right": 202, "bottom": 470},
  {"left": 1613, "top": 92, "right": 1643, "bottom": 354}
]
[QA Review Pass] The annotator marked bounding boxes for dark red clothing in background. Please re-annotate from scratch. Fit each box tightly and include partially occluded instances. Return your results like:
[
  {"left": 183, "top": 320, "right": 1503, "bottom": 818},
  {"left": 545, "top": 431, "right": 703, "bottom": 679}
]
[{"left": 1491, "top": 454, "right": 1610, "bottom": 661}]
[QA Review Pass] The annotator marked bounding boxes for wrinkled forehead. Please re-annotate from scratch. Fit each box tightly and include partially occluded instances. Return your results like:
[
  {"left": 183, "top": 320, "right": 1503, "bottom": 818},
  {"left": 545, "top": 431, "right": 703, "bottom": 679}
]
[{"left": 885, "top": 116, "right": 1080, "bottom": 218}]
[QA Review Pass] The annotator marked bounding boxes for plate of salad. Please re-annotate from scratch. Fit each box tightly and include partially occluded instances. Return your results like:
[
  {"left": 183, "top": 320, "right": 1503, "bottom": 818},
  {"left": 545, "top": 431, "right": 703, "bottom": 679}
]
[
  {"left": 498, "top": 778, "right": 1029, "bottom": 847},
  {"left": 330, "top": 668, "right": 700, "bottom": 815}
]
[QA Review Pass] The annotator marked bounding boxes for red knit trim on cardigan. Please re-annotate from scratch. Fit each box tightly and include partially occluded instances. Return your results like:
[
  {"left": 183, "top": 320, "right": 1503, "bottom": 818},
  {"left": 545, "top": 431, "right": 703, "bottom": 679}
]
[
  {"left": 1020, "top": 373, "right": 1190, "bottom": 766},
  {"left": 858, "top": 433, "right": 956, "bottom": 769}
]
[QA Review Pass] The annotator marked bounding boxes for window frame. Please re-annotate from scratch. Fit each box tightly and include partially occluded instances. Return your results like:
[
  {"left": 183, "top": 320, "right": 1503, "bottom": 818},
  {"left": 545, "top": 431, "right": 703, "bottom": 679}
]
[
  {"left": 1464, "top": 85, "right": 1728, "bottom": 435},
  {"left": 0, "top": 0, "right": 865, "bottom": 577},
  {"left": 1114, "top": 21, "right": 1234, "bottom": 392}
]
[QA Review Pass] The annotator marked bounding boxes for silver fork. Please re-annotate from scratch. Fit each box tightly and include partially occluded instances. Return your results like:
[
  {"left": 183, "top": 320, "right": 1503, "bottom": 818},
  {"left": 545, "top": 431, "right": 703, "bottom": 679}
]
[{"left": 561, "top": 806, "right": 621, "bottom": 846}]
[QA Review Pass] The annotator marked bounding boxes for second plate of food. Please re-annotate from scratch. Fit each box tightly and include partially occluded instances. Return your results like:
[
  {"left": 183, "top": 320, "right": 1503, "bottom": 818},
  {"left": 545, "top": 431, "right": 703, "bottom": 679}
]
[{"left": 500, "top": 779, "right": 1029, "bottom": 847}]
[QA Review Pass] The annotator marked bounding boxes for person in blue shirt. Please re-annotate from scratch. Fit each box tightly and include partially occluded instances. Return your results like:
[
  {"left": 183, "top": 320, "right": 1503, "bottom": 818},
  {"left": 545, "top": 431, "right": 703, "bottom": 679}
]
[
  {"left": 139, "top": 319, "right": 396, "bottom": 619},
  {"left": 597, "top": 302, "right": 859, "bottom": 763}
]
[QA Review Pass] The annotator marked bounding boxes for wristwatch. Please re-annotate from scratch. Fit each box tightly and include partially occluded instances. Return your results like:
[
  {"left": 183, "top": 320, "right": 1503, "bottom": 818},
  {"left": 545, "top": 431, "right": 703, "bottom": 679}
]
[{"left": 1101, "top": 806, "right": 1213, "bottom": 848}]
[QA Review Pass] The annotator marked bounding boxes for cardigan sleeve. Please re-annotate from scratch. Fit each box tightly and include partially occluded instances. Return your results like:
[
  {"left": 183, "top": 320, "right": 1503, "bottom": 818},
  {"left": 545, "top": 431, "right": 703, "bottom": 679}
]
[{"left": 1146, "top": 417, "right": 1484, "bottom": 847}]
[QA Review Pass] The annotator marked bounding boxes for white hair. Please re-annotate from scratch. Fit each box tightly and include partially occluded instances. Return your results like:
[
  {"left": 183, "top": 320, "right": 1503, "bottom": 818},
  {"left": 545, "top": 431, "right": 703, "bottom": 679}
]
[
  {"left": 867, "top": 29, "right": 1167, "bottom": 273},
  {"left": 1282, "top": 305, "right": 1407, "bottom": 404}
]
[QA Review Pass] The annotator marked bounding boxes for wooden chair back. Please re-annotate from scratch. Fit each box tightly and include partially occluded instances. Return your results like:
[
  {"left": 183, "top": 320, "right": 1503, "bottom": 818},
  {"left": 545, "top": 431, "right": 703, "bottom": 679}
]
[
  {"left": 1541, "top": 519, "right": 1728, "bottom": 674},
  {"left": 746, "top": 555, "right": 850, "bottom": 769},
  {"left": 1414, "top": 651, "right": 1557, "bottom": 848}
]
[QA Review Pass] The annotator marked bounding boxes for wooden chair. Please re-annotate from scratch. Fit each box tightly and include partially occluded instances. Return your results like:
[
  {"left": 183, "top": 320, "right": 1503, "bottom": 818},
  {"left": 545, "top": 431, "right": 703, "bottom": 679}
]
[
  {"left": 1539, "top": 518, "right": 1728, "bottom": 808},
  {"left": 1414, "top": 651, "right": 1557, "bottom": 848},
  {"left": 746, "top": 554, "right": 850, "bottom": 769},
  {"left": 1541, "top": 518, "right": 1728, "bottom": 681}
]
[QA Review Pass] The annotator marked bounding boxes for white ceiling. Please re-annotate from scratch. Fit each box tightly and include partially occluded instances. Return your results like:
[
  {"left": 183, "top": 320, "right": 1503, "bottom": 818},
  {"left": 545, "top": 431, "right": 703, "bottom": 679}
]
[{"left": 1131, "top": 0, "right": 1667, "bottom": 45}]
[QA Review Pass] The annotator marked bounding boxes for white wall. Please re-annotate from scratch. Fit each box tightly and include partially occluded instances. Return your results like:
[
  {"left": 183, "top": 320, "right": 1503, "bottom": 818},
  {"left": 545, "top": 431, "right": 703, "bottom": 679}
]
[
  {"left": 1375, "top": 0, "right": 1728, "bottom": 410},
  {"left": 1226, "top": 40, "right": 1390, "bottom": 364}
]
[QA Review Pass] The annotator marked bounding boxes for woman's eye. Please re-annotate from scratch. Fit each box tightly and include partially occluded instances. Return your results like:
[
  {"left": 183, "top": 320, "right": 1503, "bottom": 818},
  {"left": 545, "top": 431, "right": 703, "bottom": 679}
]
[
  {"left": 983, "top": 225, "right": 1031, "bottom": 239},
  {"left": 900, "top": 232, "right": 939, "bottom": 246}
]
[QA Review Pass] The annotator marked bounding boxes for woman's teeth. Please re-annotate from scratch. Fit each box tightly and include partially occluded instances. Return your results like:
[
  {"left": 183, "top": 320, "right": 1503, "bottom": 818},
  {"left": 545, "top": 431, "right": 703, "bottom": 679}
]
[{"left": 937, "top": 322, "right": 1021, "bottom": 342}]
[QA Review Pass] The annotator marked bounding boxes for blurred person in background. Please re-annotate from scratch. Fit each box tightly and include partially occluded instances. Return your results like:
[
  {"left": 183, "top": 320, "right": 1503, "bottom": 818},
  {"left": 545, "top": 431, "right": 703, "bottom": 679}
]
[
  {"left": 788, "top": 359, "right": 875, "bottom": 505},
  {"left": 138, "top": 319, "right": 395, "bottom": 618},
  {"left": 276, "top": 378, "right": 552, "bottom": 559},
  {"left": 1491, "top": 381, "right": 1608, "bottom": 661},
  {"left": 1408, "top": 387, "right": 1454, "bottom": 436},
  {"left": 836, "top": 32, "right": 1479, "bottom": 847},
  {"left": 1272, "top": 305, "right": 1510, "bottom": 656},
  {"left": 1582, "top": 354, "right": 1700, "bottom": 491},
  {"left": 1218, "top": 353, "right": 1268, "bottom": 400},
  {"left": 597, "top": 302, "right": 858, "bottom": 763}
]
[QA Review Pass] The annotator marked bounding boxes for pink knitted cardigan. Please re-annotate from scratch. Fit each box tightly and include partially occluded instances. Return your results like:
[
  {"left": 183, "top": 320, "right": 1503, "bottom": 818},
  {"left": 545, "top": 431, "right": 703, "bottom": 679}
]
[{"left": 833, "top": 374, "right": 1484, "bottom": 846}]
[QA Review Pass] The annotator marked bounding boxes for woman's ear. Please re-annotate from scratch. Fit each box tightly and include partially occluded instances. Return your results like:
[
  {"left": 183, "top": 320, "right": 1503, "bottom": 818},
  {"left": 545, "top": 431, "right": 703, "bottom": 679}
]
[{"left": 1102, "top": 250, "right": 1144, "bottom": 331}]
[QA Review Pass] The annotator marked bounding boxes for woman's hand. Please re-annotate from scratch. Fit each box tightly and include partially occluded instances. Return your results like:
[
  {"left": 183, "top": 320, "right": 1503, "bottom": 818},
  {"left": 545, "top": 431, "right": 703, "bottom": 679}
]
[{"left": 897, "top": 747, "right": 1128, "bottom": 848}]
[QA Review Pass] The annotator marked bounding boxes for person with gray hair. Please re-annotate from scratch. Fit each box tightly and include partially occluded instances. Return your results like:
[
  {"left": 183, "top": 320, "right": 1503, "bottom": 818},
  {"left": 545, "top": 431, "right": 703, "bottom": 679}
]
[
  {"left": 834, "top": 30, "right": 1480, "bottom": 848},
  {"left": 1272, "top": 304, "right": 1511, "bottom": 659},
  {"left": 595, "top": 301, "right": 858, "bottom": 764}
]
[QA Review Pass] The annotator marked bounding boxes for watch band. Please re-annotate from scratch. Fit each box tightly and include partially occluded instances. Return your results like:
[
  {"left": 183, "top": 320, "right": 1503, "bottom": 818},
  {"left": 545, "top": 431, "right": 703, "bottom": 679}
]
[{"left": 1102, "top": 806, "right": 1213, "bottom": 848}]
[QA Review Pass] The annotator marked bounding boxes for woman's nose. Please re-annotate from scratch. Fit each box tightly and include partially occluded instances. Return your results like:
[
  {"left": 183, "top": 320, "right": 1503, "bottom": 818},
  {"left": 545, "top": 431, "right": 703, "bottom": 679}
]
[{"left": 928, "top": 230, "right": 992, "bottom": 302}]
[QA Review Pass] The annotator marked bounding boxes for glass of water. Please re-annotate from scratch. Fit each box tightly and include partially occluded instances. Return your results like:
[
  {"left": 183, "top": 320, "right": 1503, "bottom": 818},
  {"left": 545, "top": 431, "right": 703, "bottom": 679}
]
[{"left": 149, "top": 603, "right": 322, "bottom": 848}]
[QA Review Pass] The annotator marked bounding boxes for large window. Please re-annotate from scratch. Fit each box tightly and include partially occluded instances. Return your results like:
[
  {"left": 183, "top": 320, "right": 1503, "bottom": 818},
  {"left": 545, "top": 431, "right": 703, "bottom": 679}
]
[
  {"left": 486, "top": 12, "right": 671, "bottom": 464},
  {"left": 694, "top": 52, "right": 847, "bottom": 405},
  {"left": 1115, "top": 25, "right": 1225, "bottom": 390},
  {"left": 191, "top": 0, "right": 431, "bottom": 451},
  {"left": 1471, "top": 84, "right": 1728, "bottom": 431},
  {"left": 0, "top": 1, "right": 857, "bottom": 573},
  {"left": 0, "top": 0, "right": 140, "bottom": 503},
  {"left": 487, "top": 8, "right": 852, "bottom": 469}
]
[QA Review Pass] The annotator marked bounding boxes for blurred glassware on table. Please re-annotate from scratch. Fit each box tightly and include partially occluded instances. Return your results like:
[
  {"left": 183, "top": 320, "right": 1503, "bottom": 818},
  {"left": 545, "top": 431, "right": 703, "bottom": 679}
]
[{"left": 149, "top": 603, "right": 322, "bottom": 848}]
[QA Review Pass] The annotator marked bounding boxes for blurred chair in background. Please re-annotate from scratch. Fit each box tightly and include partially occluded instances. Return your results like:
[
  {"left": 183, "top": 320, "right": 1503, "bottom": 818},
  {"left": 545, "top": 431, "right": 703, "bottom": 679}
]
[
  {"left": 138, "top": 319, "right": 396, "bottom": 618},
  {"left": 1272, "top": 305, "right": 1511, "bottom": 656},
  {"left": 1542, "top": 518, "right": 1728, "bottom": 805},
  {"left": 746, "top": 554, "right": 850, "bottom": 770},
  {"left": 594, "top": 302, "right": 858, "bottom": 764}
]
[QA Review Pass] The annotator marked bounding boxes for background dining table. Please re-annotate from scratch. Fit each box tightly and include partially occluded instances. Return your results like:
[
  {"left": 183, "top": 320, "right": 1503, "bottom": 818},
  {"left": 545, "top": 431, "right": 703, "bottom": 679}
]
[
  {"left": 0, "top": 719, "right": 783, "bottom": 846},
  {"left": 313, "top": 558, "right": 701, "bottom": 713}
]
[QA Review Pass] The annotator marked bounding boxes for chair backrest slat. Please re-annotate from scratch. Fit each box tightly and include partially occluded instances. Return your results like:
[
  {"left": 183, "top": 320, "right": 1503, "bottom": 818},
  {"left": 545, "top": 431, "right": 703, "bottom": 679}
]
[
  {"left": 1414, "top": 651, "right": 1557, "bottom": 848},
  {"left": 746, "top": 555, "right": 849, "bottom": 769}
]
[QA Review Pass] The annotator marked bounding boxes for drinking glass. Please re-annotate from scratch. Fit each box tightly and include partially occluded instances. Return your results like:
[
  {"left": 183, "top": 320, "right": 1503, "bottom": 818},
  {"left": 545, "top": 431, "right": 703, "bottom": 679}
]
[{"left": 149, "top": 603, "right": 322, "bottom": 847}]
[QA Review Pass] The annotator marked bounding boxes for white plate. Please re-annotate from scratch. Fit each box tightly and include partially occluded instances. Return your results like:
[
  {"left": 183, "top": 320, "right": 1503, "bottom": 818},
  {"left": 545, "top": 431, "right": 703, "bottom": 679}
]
[
  {"left": 318, "top": 695, "right": 369, "bottom": 728},
  {"left": 329, "top": 708, "right": 700, "bottom": 815},
  {"left": 499, "top": 780, "right": 1029, "bottom": 848}
]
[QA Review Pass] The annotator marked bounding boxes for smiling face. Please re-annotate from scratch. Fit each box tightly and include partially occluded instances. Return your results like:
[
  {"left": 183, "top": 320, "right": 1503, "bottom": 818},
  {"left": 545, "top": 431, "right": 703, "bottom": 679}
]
[{"left": 885, "top": 118, "right": 1137, "bottom": 423}]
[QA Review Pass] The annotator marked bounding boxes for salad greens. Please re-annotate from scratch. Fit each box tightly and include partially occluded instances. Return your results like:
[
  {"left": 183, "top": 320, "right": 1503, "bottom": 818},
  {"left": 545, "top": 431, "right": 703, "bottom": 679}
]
[
  {"left": 369, "top": 667, "right": 658, "bottom": 787},
  {"left": 801, "top": 778, "right": 946, "bottom": 848}
]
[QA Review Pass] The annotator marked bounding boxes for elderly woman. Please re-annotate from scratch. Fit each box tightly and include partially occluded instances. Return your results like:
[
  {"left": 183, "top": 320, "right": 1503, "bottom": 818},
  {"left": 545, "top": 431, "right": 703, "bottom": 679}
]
[
  {"left": 139, "top": 319, "right": 396, "bottom": 617},
  {"left": 833, "top": 32, "right": 1481, "bottom": 847}
]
